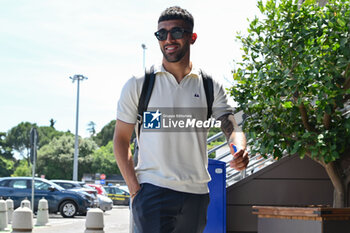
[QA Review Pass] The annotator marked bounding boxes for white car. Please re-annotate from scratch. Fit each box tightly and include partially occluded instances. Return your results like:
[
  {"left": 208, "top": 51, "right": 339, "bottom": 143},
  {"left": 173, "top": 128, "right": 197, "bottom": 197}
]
[
  {"left": 86, "top": 184, "right": 113, "bottom": 212},
  {"left": 97, "top": 194, "right": 113, "bottom": 212}
]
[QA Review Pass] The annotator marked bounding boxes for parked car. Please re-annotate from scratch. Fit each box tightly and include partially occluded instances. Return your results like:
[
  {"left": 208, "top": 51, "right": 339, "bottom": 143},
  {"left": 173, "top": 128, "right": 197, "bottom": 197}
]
[
  {"left": 0, "top": 177, "right": 94, "bottom": 218},
  {"left": 87, "top": 184, "right": 108, "bottom": 196},
  {"left": 50, "top": 180, "right": 97, "bottom": 195},
  {"left": 51, "top": 180, "right": 98, "bottom": 207},
  {"left": 87, "top": 184, "right": 113, "bottom": 212},
  {"left": 96, "top": 194, "right": 113, "bottom": 212},
  {"left": 104, "top": 186, "right": 130, "bottom": 205},
  {"left": 118, "top": 185, "right": 129, "bottom": 193}
]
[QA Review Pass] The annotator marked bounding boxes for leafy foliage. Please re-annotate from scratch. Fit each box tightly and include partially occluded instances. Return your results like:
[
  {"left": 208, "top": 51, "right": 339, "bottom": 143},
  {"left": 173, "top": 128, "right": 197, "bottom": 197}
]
[
  {"left": 232, "top": 0, "right": 350, "bottom": 164},
  {"left": 91, "top": 141, "right": 121, "bottom": 175},
  {"left": 6, "top": 122, "right": 68, "bottom": 164},
  {"left": 37, "top": 134, "right": 97, "bottom": 180},
  {"left": 87, "top": 121, "right": 96, "bottom": 136},
  {"left": 3, "top": 120, "right": 122, "bottom": 179},
  {"left": 0, "top": 156, "right": 14, "bottom": 177},
  {"left": 37, "top": 126, "right": 67, "bottom": 148},
  {"left": 6, "top": 122, "right": 36, "bottom": 162},
  {"left": 93, "top": 120, "right": 116, "bottom": 147},
  {"left": 0, "top": 132, "right": 13, "bottom": 160},
  {"left": 12, "top": 160, "right": 31, "bottom": 177}
]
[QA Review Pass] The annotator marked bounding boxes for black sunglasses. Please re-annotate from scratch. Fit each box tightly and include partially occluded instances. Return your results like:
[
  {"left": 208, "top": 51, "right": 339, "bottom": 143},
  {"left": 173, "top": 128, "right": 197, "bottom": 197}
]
[{"left": 154, "top": 27, "right": 192, "bottom": 41}]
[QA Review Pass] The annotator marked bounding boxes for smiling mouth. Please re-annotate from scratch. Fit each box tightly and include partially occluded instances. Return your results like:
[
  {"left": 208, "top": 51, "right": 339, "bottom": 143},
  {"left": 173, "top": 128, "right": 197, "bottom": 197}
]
[{"left": 164, "top": 44, "right": 179, "bottom": 52}]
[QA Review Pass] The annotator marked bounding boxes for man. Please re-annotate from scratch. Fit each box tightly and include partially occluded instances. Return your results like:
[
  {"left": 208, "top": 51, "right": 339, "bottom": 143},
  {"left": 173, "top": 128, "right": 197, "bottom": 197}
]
[{"left": 114, "top": 6, "right": 249, "bottom": 233}]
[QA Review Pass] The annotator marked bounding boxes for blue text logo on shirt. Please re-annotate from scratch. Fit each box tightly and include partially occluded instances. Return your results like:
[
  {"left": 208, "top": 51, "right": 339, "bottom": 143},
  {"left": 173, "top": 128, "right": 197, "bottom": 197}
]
[{"left": 143, "top": 109, "right": 162, "bottom": 129}]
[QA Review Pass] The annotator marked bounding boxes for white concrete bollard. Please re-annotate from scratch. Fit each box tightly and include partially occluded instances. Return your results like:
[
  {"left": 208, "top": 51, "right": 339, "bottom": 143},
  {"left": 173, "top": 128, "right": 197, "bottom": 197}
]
[
  {"left": 85, "top": 208, "right": 105, "bottom": 233},
  {"left": 6, "top": 198, "right": 14, "bottom": 224},
  {"left": 11, "top": 204, "right": 33, "bottom": 233},
  {"left": 0, "top": 198, "right": 8, "bottom": 231},
  {"left": 20, "top": 198, "right": 31, "bottom": 209},
  {"left": 35, "top": 197, "right": 49, "bottom": 226}
]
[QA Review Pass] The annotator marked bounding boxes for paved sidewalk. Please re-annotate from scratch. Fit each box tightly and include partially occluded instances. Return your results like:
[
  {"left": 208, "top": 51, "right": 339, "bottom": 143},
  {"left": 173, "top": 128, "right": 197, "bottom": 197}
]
[{"left": 0, "top": 206, "right": 130, "bottom": 233}]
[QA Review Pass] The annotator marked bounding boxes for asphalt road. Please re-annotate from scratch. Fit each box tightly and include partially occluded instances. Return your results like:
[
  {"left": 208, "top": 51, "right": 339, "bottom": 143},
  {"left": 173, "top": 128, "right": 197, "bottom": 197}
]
[{"left": 1, "top": 206, "right": 130, "bottom": 233}]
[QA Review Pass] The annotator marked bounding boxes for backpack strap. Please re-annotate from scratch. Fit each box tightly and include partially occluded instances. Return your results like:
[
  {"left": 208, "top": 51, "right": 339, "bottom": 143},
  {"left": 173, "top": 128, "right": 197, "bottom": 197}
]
[
  {"left": 201, "top": 69, "right": 214, "bottom": 120},
  {"left": 137, "top": 66, "right": 156, "bottom": 138}
]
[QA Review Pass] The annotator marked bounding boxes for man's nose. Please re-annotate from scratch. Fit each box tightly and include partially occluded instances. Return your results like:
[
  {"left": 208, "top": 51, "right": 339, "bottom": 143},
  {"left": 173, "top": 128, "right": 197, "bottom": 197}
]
[{"left": 165, "top": 31, "right": 175, "bottom": 41}]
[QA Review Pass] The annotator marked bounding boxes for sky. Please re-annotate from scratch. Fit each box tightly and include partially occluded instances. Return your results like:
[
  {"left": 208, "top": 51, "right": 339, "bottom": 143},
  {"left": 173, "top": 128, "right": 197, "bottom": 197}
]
[{"left": 0, "top": 0, "right": 262, "bottom": 138}]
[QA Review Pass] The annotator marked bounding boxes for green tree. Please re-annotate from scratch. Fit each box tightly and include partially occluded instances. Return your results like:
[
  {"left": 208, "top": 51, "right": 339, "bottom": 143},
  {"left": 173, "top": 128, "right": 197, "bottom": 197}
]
[
  {"left": 6, "top": 122, "right": 36, "bottom": 164},
  {"left": 87, "top": 121, "right": 96, "bottom": 136},
  {"left": 6, "top": 122, "right": 69, "bottom": 164},
  {"left": 0, "top": 132, "right": 13, "bottom": 159},
  {"left": 91, "top": 141, "right": 121, "bottom": 175},
  {"left": 0, "top": 132, "right": 15, "bottom": 176},
  {"left": 232, "top": 0, "right": 350, "bottom": 207},
  {"left": 37, "top": 126, "right": 66, "bottom": 148},
  {"left": 93, "top": 120, "right": 116, "bottom": 147},
  {"left": 37, "top": 134, "right": 97, "bottom": 180},
  {"left": 12, "top": 160, "right": 31, "bottom": 177},
  {"left": 50, "top": 118, "right": 56, "bottom": 128},
  {"left": 0, "top": 156, "right": 15, "bottom": 177},
  {"left": 78, "top": 137, "right": 98, "bottom": 178}
]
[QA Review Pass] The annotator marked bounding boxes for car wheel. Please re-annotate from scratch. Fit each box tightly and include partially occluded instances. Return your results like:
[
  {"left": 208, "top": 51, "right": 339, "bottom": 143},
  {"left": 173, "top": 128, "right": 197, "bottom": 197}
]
[{"left": 60, "top": 201, "right": 77, "bottom": 218}]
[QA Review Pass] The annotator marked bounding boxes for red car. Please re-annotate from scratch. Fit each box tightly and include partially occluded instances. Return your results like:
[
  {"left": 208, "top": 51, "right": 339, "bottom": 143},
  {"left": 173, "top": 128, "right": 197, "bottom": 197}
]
[{"left": 87, "top": 184, "right": 108, "bottom": 196}]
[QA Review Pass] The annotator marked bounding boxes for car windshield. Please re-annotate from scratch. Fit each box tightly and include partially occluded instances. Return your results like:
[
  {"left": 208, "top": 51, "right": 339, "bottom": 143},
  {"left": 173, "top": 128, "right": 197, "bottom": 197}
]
[{"left": 56, "top": 183, "right": 77, "bottom": 189}]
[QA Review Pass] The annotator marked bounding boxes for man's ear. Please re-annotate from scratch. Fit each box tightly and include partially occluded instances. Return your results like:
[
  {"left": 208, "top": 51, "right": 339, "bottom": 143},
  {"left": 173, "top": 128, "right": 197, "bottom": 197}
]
[{"left": 191, "top": 33, "right": 197, "bottom": 44}]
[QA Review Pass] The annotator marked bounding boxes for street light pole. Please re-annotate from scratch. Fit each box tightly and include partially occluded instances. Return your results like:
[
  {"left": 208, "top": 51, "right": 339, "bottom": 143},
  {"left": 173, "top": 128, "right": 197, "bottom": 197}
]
[
  {"left": 141, "top": 44, "right": 147, "bottom": 70},
  {"left": 69, "top": 74, "right": 88, "bottom": 181}
]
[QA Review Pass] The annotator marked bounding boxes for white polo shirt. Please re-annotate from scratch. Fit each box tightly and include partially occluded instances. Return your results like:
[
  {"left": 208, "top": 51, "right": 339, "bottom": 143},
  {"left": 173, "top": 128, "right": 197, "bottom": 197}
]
[{"left": 117, "top": 64, "right": 233, "bottom": 194}]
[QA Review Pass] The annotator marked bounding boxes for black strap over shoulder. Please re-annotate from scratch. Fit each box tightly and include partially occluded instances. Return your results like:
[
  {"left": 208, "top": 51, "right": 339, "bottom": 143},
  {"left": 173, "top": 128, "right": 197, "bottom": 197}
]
[
  {"left": 137, "top": 66, "right": 156, "bottom": 137},
  {"left": 201, "top": 69, "right": 214, "bottom": 120}
]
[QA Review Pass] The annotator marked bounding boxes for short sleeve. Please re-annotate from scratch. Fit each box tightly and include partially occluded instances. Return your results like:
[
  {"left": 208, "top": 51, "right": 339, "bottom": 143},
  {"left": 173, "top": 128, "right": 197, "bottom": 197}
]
[
  {"left": 116, "top": 76, "right": 140, "bottom": 124},
  {"left": 211, "top": 80, "right": 234, "bottom": 119}
]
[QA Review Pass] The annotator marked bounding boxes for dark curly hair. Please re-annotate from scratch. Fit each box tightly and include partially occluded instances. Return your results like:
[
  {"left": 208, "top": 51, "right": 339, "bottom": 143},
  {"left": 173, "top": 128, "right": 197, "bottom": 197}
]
[{"left": 158, "top": 6, "right": 194, "bottom": 31}]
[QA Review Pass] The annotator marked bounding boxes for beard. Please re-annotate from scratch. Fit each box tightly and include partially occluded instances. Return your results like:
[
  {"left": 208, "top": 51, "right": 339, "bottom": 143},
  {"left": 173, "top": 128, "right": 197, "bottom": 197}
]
[{"left": 161, "top": 41, "right": 190, "bottom": 63}]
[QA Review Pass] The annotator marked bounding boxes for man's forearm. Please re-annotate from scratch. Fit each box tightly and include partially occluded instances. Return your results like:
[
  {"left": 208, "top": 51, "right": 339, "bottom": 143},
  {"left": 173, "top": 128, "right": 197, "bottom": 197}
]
[
  {"left": 113, "top": 140, "right": 140, "bottom": 196},
  {"left": 113, "top": 120, "right": 141, "bottom": 196},
  {"left": 219, "top": 113, "right": 249, "bottom": 170},
  {"left": 218, "top": 114, "right": 247, "bottom": 149}
]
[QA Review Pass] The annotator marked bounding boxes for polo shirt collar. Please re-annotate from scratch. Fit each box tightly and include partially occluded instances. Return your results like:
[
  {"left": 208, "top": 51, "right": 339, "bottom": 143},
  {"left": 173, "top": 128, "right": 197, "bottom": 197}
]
[{"left": 153, "top": 63, "right": 201, "bottom": 78}]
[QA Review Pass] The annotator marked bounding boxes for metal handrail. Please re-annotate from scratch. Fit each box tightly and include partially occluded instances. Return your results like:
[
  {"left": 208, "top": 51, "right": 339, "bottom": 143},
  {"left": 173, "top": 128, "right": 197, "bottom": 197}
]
[
  {"left": 207, "top": 132, "right": 224, "bottom": 144},
  {"left": 216, "top": 150, "right": 231, "bottom": 161},
  {"left": 208, "top": 143, "right": 228, "bottom": 155}
]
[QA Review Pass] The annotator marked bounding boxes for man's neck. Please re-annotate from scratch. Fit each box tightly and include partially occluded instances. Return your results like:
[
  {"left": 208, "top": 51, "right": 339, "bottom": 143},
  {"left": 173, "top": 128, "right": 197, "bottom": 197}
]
[{"left": 162, "top": 59, "right": 192, "bottom": 84}]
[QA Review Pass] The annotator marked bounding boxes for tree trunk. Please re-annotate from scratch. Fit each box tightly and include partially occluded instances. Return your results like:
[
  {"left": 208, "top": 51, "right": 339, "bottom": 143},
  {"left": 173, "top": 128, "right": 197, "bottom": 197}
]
[{"left": 323, "top": 161, "right": 347, "bottom": 207}]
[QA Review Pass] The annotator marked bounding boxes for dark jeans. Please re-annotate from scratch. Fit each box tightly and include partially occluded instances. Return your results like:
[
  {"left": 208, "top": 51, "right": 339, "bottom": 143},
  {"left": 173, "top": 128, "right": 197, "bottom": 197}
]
[{"left": 132, "top": 183, "right": 210, "bottom": 233}]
